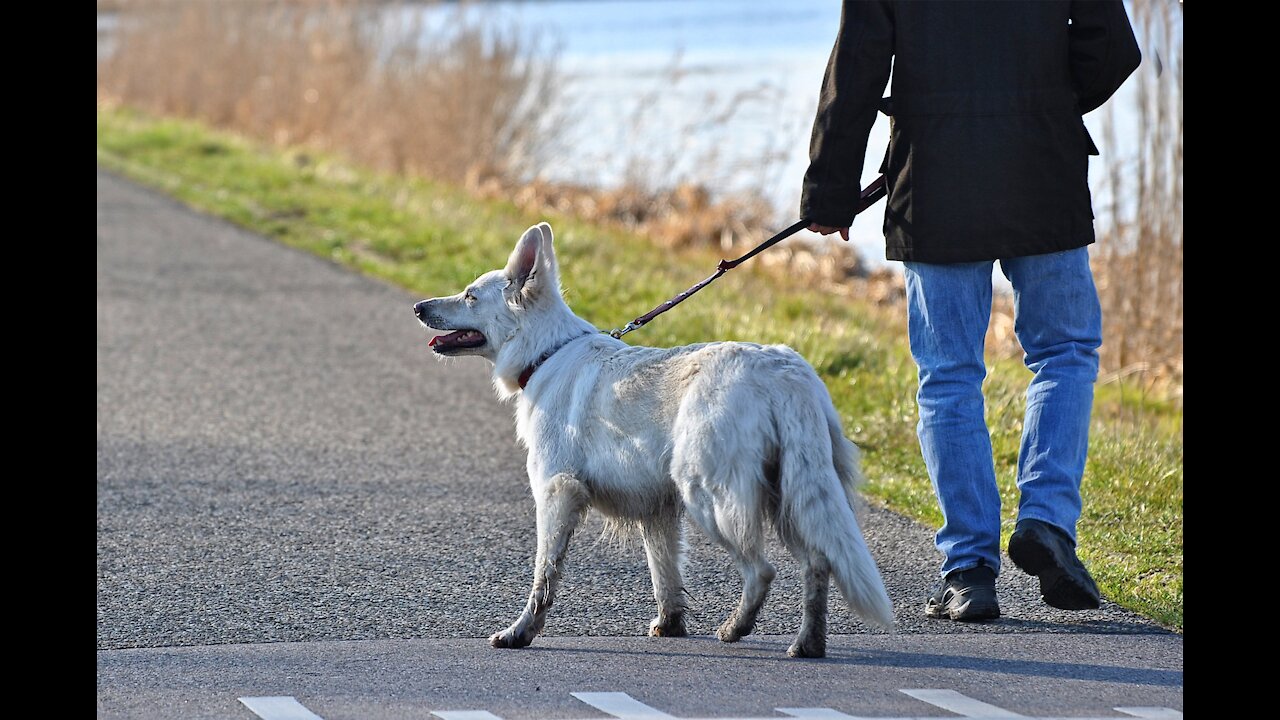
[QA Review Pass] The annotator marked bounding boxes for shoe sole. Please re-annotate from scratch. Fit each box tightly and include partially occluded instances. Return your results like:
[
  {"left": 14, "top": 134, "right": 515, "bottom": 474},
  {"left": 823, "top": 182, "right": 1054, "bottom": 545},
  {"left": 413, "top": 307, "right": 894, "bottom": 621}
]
[
  {"left": 925, "top": 598, "right": 1000, "bottom": 622},
  {"left": 1008, "top": 531, "right": 1101, "bottom": 611}
]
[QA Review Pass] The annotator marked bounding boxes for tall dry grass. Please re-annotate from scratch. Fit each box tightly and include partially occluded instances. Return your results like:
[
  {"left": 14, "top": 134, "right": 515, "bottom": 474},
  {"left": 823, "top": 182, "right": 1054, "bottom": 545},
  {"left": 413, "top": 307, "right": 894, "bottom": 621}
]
[
  {"left": 1092, "top": 0, "right": 1183, "bottom": 397},
  {"left": 98, "top": 0, "right": 563, "bottom": 184}
]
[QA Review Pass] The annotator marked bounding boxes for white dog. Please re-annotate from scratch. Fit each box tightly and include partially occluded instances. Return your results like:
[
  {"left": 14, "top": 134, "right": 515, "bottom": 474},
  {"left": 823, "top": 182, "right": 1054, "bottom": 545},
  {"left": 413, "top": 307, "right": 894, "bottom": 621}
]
[{"left": 414, "top": 222, "right": 893, "bottom": 657}]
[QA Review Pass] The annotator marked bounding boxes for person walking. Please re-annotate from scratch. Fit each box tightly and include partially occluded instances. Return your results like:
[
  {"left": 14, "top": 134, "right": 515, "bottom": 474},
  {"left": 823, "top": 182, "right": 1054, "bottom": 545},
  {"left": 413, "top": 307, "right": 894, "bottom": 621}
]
[{"left": 802, "top": 1, "right": 1141, "bottom": 621}]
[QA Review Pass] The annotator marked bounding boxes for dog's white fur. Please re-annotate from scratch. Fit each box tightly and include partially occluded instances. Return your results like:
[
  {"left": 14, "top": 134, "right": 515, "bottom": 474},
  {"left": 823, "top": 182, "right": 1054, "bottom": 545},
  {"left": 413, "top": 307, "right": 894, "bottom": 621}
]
[{"left": 416, "top": 223, "right": 893, "bottom": 657}]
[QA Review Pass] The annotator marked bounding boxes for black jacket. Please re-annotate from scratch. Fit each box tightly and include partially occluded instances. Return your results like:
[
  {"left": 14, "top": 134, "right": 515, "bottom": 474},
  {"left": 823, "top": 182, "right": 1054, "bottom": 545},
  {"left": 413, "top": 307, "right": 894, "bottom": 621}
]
[{"left": 801, "top": 0, "right": 1141, "bottom": 262}]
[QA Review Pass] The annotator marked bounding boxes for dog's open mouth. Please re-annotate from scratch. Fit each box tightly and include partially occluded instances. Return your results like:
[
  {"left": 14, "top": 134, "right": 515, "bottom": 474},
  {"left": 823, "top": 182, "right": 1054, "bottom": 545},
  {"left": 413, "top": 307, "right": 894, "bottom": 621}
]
[{"left": 429, "top": 329, "right": 487, "bottom": 354}]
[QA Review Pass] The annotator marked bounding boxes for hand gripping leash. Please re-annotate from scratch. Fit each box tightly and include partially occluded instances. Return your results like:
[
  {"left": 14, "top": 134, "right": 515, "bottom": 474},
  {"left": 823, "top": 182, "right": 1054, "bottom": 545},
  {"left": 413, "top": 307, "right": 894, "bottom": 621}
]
[{"left": 609, "top": 175, "right": 887, "bottom": 339}]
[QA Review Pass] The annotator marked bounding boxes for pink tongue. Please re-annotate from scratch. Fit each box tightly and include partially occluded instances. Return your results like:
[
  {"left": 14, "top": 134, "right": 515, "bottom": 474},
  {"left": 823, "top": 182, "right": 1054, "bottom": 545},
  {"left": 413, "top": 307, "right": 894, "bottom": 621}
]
[{"left": 430, "top": 330, "right": 466, "bottom": 347}]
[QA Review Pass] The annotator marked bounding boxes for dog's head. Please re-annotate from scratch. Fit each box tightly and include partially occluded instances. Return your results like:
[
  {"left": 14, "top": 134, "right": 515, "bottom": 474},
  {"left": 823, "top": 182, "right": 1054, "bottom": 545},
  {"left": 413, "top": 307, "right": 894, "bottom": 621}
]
[{"left": 413, "top": 222, "right": 562, "bottom": 363}]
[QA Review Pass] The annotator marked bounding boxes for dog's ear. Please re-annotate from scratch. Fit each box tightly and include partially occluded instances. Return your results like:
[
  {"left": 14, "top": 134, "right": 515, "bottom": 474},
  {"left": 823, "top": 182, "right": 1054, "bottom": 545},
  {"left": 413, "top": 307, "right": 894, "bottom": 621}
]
[
  {"left": 505, "top": 224, "right": 543, "bottom": 296},
  {"left": 535, "top": 222, "right": 560, "bottom": 286},
  {"left": 505, "top": 223, "right": 559, "bottom": 302}
]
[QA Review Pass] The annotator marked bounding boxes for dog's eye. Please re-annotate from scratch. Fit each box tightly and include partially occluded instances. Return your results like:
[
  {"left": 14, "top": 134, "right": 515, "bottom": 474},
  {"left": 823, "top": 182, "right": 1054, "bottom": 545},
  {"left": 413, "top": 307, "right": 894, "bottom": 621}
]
[{"left": 464, "top": 293, "right": 476, "bottom": 304}]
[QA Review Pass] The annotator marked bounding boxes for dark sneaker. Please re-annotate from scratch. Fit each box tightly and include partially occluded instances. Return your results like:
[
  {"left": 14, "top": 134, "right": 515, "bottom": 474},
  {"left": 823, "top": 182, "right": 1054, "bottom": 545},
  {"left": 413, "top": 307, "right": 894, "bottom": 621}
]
[
  {"left": 925, "top": 565, "right": 1000, "bottom": 621},
  {"left": 1007, "top": 518, "right": 1101, "bottom": 610}
]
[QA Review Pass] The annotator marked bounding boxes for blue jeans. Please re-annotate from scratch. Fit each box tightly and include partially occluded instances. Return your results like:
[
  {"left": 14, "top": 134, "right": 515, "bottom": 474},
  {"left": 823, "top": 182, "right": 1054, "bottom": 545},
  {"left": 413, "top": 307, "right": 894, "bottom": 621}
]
[{"left": 903, "top": 247, "right": 1102, "bottom": 578}]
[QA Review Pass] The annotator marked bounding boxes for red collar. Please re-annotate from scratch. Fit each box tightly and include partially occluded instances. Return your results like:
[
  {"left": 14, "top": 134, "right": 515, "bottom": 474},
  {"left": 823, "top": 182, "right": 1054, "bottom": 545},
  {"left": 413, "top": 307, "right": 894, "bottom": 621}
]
[
  {"left": 517, "top": 332, "right": 596, "bottom": 390},
  {"left": 517, "top": 363, "right": 540, "bottom": 390}
]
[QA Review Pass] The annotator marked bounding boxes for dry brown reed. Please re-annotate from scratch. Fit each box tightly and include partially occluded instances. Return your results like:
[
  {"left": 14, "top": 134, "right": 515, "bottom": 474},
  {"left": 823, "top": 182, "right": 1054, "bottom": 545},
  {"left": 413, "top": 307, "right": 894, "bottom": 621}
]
[{"left": 98, "top": 0, "right": 563, "bottom": 184}]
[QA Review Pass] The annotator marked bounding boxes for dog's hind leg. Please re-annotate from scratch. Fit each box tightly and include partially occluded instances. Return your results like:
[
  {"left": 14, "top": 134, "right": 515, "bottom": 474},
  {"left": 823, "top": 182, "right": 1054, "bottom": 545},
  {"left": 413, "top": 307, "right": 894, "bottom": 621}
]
[
  {"left": 682, "top": 484, "right": 775, "bottom": 643},
  {"left": 490, "top": 473, "right": 588, "bottom": 649},
  {"left": 790, "top": 556, "right": 831, "bottom": 658},
  {"left": 776, "top": 523, "right": 831, "bottom": 658},
  {"left": 641, "top": 503, "right": 688, "bottom": 637},
  {"left": 715, "top": 535, "right": 775, "bottom": 643}
]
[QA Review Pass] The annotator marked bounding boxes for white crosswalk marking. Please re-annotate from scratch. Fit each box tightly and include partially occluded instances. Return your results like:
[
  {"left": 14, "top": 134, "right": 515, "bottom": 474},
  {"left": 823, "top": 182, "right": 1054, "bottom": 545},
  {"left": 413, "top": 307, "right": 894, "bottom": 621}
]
[
  {"left": 238, "top": 696, "right": 325, "bottom": 720},
  {"left": 1115, "top": 709, "right": 1184, "bottom": 719},
  {"left": 900, "top": 689, "right": 1026, "bottom": 717},
  {"left": 236, "top": 689, "right": 1181, "bottom": 720},
  {"left": 775, "top": 708, "right": 863, "bottom": 719},
  {"left": 572, "top": 691, "right": 677, "bottom": 719}
]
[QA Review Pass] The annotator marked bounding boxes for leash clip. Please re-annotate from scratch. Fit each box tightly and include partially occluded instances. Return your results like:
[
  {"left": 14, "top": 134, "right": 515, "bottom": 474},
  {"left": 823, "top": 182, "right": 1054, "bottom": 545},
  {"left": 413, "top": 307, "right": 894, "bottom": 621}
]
[{"left": 609, "top": 321, "right": 639, "bottom": 339}]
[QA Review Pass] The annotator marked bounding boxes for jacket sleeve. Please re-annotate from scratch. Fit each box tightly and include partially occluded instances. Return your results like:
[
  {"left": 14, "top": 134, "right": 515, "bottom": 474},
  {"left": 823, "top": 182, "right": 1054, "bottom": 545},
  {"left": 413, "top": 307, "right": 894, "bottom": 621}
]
[
  {"left": 800, "top": 0, "right": 894, "bottom": 228},
  {"left": 1069, "top": 0, "right": 1143, "bottom": 114}
]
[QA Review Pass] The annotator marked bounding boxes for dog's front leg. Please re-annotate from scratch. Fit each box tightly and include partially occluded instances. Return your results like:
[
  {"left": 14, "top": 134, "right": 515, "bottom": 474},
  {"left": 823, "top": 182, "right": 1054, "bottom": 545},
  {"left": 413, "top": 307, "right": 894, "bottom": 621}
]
[
  {"left": 642, "top": 509, "right": 688, "bottom": 637},
  {"left": 490, "top": 472, "right": 588, "bottom": 649}
]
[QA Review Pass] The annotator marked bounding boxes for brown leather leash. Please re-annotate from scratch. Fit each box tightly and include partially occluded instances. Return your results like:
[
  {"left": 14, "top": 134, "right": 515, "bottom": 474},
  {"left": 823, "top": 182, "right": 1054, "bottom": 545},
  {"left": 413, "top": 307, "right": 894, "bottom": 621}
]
[{"left": 608, "top": 175, "right": 887, "bottom": 339}]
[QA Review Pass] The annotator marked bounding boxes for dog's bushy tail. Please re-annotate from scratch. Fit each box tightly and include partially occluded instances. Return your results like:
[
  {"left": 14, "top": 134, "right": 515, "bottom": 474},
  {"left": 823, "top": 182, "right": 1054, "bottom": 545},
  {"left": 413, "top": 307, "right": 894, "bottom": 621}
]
[{"left": 777, "top": 374, "right": 894, "bottom": 630}]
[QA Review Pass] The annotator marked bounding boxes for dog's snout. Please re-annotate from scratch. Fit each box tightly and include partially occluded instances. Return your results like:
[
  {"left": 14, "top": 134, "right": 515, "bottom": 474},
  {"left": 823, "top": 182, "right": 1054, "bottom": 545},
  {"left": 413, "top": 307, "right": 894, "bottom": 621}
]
[{"left": 413, "top": 300, "right": 431, "bottom": 319}]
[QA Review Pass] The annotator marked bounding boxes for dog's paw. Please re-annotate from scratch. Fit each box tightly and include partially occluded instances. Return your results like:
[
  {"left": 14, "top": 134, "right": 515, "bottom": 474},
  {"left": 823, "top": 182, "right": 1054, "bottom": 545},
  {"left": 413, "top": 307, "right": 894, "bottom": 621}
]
[
  {"left": 716, "top": 626, "right": 742, "bottom": 643},
  {"left": 716, "top": 617, "right": 747, "bottom": 638},
  {"left": 716, "top": 615, "right": 749, "bottom": 643},
  {"left": 786, "top": 638, "right": 826, "bottom": 658},
  {"left": 649, "top": 614, "right": 688, "bottom": 638},
  {"left": 489, "top": 628, "right": 534, "bottom": 649}
]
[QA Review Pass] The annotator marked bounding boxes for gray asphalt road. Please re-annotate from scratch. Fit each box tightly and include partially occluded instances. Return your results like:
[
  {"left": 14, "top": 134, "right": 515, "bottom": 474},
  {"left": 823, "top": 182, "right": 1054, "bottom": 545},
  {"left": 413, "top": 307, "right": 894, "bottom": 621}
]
[
  {"left": 97, "top": 169, "right": 1180, "bottom": 718},
  {"left": 97, "top": 634, "right": 1182, "bottom": 720}
]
